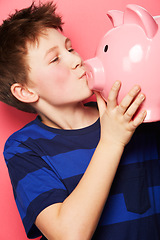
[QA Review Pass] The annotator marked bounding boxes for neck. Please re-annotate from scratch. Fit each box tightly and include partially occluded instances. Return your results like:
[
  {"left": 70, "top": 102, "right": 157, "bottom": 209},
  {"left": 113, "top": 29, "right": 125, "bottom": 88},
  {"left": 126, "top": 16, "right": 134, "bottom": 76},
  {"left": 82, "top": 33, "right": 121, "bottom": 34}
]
[{"left": 36, "top": 101, "right": 99, "bottom": 130}]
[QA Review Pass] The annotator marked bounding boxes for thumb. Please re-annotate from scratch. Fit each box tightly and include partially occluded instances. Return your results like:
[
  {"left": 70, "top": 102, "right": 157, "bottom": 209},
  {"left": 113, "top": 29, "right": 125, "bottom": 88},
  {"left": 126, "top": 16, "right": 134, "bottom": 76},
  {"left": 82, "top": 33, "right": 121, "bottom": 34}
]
[{"left": 94, "top": 91, "right": 107, "bottom": 118}]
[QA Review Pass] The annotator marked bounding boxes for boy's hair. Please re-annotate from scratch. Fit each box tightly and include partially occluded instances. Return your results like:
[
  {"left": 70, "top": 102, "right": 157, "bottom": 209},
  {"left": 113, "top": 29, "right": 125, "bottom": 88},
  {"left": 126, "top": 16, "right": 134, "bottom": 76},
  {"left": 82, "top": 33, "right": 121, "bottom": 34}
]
[{"left": 0, "top": 1, "right": 63, "bottom": 113}]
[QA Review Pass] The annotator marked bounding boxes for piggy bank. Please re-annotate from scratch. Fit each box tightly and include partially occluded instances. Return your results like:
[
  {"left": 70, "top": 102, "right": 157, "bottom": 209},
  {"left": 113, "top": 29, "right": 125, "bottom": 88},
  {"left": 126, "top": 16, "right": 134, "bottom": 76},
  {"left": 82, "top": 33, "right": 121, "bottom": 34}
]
[{"left": 85, "top": 4, "right": 160, "bottom": 122}]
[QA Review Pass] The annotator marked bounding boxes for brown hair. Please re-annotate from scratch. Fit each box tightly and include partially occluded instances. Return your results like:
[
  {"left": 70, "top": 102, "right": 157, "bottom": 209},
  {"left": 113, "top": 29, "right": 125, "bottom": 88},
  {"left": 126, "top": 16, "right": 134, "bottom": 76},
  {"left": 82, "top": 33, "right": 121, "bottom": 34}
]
[{"left": 0, "top": 1, "right": 63, "bottom": 113}]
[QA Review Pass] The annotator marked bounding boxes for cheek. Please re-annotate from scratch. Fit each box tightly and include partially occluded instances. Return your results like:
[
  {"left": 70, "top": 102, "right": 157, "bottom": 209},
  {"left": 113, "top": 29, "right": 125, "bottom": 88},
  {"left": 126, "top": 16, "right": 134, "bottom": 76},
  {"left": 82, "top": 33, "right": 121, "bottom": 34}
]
[
  {"left": 35, "top": 65, "right": 72, "bottom": 96},
  {"left": 52, "top": 66, "right": 70, "bottom": 86}
]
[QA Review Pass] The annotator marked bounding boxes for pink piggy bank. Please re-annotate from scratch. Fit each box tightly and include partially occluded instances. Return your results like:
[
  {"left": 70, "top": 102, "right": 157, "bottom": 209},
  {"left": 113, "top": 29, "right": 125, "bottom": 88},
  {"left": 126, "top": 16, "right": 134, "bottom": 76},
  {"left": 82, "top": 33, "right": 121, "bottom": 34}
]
[{"left": 85, "top": 4, "right": 160, "bottom": 122}]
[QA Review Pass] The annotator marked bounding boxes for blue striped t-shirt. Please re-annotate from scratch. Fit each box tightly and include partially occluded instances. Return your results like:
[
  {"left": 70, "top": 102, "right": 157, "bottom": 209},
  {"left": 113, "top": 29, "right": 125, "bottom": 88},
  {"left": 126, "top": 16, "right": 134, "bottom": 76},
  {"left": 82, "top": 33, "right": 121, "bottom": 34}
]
[{"left": 4, "top": 116, "right": 160, "bottom": 239}]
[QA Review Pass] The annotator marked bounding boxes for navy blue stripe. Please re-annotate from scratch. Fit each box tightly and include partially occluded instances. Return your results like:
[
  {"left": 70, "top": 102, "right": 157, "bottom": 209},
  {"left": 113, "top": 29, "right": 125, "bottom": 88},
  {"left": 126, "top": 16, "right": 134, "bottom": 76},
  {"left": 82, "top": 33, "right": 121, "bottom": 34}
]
[
  {"left": 99, "top": 186, "right": 160, "bottom": 226},
  {"left": 7, "top": 152, "right": 53, "bottom": 190},
  {"left": 92, "top": 214, "right": 160, "bottom": 240},
  {"left": 156, "top": 122, "right": 160, "bottom": 158},
  {"left": 24, "top": 188, "right": 68, "bottom": 238},
  {"left": 63, "top": 174, "right": 83, "bottom": 194},
  {"left": 120, "top": 123, "right": 159, "bottom": 166},
  {"left": 16, "top": 167, "right": 67, "bottom": 220},
  {"left": 19, "top": 129, "right": 100, "bottom": 158},
  {"left": 111, "top": 160, "right": 160, "bottom": 196}
]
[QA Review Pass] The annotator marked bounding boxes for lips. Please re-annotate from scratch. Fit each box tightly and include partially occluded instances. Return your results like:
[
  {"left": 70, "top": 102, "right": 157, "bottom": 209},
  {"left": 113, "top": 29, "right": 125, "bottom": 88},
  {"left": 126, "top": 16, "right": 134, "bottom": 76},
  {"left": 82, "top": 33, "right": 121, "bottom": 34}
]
[{"left": 79, "top": 72, "right": 86, "bottom": 79}]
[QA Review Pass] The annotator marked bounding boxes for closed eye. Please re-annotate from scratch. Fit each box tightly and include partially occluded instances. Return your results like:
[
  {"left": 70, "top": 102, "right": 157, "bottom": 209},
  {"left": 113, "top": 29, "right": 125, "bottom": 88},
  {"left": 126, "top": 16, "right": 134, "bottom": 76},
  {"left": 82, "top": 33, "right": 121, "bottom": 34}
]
[
  {"left": 68, "top": 48, "right": 74, "bottom": 53},
  {"left": 50, "top": 57, "right": 59, "bottom": 63}
]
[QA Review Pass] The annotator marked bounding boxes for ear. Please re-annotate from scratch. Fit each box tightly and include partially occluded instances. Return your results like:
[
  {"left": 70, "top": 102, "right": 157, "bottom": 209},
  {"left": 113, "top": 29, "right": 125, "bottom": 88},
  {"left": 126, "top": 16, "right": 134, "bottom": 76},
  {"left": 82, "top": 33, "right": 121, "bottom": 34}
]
[
  {"left": 107, "top": 10, "right": 124, "bottom": 27},
  {"left": 11, "top": 83, "right": 39, "bottom": 103},
  {"left": 124, "top": 4, "right": 158, "bottom": 39}
]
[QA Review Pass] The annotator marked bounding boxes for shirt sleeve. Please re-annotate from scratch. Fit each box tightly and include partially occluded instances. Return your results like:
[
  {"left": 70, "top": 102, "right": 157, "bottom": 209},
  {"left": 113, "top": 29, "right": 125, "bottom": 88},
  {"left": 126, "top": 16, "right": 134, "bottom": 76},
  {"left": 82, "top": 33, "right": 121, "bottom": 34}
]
[{"left": 4, "top": 137, "right": 68, "bottom": 239}]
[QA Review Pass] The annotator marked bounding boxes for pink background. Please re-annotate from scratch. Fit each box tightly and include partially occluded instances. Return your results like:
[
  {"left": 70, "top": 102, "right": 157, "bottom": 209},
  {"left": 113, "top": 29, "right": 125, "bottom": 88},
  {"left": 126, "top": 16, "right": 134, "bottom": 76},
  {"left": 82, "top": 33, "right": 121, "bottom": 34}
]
[{"left": 0, "top": 0, "right": 160, "bottom": 239}]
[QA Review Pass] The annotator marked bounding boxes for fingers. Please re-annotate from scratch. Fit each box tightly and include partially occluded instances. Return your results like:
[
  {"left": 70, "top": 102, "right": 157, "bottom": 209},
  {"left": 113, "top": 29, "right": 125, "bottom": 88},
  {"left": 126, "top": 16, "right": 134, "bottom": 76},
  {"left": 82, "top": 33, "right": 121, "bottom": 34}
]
[
  {"left": 95, "top": 81, "right": 146, "bottom": 127},
  {"left": 130, "top": 109, "right": 147, "bottom": 130},
  {"left": 107, "top": 81, "right": 121, "bottom": 109},
  {"left": 96, "top": 81, "right": 121, "bottom": 116},
  {"left": 117, "top": 85, "right": 141, "bottom": 115},
  {"left": 123, "top": 93, "right": 146, "bottom": 122}
]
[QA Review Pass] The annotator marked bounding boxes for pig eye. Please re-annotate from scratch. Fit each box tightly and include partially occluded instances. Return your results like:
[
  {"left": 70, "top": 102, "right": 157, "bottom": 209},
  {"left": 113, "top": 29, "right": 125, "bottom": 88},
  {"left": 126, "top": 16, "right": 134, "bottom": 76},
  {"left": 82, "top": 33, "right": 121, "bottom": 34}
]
[{"left": 104, "top": 45, "right": 108, "bottom": 52}]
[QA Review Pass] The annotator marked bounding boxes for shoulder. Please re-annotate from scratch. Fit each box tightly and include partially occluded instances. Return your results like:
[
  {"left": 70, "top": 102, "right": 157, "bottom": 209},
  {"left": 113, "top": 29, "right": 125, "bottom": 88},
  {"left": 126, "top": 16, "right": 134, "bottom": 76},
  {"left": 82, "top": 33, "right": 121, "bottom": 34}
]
[
  {"left": 4, "top": 116, "right": 50, "bottom": 159},
  {"left": 4, "top": 117, "right": 38, "bottom": 146},
  {"left": 4, "top": 116, "right": 56, "bottom": 146}
]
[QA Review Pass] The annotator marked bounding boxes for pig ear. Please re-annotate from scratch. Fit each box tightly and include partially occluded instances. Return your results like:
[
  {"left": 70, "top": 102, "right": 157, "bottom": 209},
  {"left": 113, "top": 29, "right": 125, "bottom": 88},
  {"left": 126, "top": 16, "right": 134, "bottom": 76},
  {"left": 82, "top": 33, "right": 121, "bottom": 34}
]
[
  {"left": 107, "top": 10, "right": 124, "bottom": 27},
  {"left": 124, "top": 4, "right": 158, "bottom": 39}
]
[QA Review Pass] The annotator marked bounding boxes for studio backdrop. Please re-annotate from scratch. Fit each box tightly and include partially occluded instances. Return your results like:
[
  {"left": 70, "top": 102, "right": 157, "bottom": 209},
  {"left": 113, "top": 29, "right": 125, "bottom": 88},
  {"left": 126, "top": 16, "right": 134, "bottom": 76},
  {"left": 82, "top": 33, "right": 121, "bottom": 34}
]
[{"left": 0, "top": 0, "right": 160, "bottom": 239}]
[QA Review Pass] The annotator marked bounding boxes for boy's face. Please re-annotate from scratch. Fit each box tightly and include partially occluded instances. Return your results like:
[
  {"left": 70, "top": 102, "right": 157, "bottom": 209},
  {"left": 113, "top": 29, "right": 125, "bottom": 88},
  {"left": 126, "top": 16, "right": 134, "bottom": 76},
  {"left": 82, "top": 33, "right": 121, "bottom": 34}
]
[{"left": 26, "top": 28, "right": 92, "bottom": 109}]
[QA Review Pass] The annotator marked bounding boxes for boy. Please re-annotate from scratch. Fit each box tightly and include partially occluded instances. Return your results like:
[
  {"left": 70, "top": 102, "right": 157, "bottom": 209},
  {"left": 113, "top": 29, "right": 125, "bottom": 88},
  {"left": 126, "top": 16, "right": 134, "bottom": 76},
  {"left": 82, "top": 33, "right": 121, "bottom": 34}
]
[{"left": 0, "top": 2, "right": 159, "bottom": 240}]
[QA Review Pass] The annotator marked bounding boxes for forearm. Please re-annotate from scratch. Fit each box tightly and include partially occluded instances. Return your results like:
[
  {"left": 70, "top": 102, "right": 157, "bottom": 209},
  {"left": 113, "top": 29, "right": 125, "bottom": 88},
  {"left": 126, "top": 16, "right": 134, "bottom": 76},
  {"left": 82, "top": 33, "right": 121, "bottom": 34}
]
[{"left": 44, "top": 141, "right": 124, "bottom": 240}]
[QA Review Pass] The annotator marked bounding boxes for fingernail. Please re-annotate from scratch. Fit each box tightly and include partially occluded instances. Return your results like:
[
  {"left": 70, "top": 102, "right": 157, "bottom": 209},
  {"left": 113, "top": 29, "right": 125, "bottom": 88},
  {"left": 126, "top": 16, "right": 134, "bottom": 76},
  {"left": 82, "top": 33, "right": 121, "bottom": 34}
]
[
  {"left": 139, "top": 93, "right": 145, "bottom": 100},
  {"left": 114, "top": 81, "right": 120, "bottom": 86},
  {"left": 134, "top": 85, "right": 141, "bottom": 92}
]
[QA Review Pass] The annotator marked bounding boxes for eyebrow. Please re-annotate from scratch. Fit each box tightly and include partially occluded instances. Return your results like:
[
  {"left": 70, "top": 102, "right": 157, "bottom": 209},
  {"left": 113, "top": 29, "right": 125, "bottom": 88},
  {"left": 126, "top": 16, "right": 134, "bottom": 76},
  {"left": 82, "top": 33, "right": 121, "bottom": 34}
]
[{"left": 44, "top": 37, "right": 71, "bottom": 59}]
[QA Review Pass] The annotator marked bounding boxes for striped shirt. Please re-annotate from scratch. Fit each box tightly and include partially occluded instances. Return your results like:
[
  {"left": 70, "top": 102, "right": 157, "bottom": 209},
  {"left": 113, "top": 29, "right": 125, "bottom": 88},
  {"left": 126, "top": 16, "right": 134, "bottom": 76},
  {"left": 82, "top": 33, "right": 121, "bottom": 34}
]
[{"left": 4, "top": 116, "right": 160, "bottom": 239}]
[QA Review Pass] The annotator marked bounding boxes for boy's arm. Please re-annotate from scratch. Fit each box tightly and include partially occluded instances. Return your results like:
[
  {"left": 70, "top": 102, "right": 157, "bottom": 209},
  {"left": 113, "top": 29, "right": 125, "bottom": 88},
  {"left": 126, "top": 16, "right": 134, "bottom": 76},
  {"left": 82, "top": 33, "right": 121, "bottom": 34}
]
[{"left": 35, "top": 81, "right": 146, "bottom": 240}]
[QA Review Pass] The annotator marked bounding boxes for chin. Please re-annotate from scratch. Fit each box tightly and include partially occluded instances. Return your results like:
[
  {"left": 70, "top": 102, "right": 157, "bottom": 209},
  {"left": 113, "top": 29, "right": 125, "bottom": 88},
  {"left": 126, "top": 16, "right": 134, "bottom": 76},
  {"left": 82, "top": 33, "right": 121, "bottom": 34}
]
[{"left": 83, "top": 91, "right": 96, "bottom": 103}]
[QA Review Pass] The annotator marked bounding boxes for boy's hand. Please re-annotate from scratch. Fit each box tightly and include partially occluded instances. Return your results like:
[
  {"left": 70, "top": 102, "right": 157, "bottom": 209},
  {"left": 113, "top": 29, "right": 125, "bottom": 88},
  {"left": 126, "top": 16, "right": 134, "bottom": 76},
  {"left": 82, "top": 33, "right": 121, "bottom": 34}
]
[{"left": 95, "top": 81, "right": 147, "bottom": 148}]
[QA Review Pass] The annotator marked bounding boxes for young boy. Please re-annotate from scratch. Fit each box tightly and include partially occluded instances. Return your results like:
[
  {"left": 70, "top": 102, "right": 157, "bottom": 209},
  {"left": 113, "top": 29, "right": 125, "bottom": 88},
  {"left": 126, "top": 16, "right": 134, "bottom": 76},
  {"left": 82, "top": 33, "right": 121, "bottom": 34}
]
[{"left": 0, "top": 2, "right": 159, "bottom": 240}]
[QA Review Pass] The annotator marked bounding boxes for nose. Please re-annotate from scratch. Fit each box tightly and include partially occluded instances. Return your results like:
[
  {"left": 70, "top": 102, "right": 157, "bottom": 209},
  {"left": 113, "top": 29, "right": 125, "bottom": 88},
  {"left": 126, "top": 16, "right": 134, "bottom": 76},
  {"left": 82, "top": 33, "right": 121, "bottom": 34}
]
[
  {"left": 72, "top": 54, "right": 82, "bottom": 69},
  {"left": 66, "top": 51, "right": 82, "bottom": 69}
]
